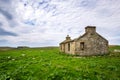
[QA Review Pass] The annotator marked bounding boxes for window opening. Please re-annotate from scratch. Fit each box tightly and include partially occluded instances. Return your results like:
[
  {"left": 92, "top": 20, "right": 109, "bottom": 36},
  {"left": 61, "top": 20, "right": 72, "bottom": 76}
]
[
  {"left": 80, "top": 42, "right": 84, "bottom": 50},
  {"left": 68, "top": 43, "right": 70, "bottom": 51}
]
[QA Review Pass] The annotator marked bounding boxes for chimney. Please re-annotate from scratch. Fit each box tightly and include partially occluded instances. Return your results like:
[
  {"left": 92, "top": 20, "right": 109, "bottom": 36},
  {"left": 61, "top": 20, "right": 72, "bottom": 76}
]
[
  {"left": 85, "top": 26, "right": 96, "bottom": 34},
  {"left": 66, "top": 35, "right": 71, "bottom": 40}
]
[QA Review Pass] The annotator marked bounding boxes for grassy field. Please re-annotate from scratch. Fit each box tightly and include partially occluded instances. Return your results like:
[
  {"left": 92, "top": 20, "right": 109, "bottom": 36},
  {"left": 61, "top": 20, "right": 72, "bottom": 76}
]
[{"left": 0, "top": 46, "right": 120, "bottom": 80}]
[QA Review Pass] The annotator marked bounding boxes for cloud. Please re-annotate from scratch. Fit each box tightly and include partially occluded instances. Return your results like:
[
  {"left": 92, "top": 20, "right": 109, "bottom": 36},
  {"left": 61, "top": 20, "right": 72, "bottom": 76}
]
[
  {"left": 0, "top": 22, "right": 3, "bottom": 26},
  {"left": 0, "top": 0, "right": 120, "bottom": 47},
  {"left": 0, "top": 0, "right": 10, "bottom": 3},
  {"left": 0, "top": 27, "right": 17, "bottom": 36},
  {"left": 74, "top": 0, "right": 98, "bottom": 9},
  {"left": 0, "top": 8, "right": 13, "bottom": 20},
  {"left": 0, "top": 39, "right": 8, "bottom": 44}
]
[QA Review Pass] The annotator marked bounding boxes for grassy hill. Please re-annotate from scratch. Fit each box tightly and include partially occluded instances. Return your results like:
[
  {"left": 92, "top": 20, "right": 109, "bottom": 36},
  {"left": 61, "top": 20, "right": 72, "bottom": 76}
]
[
  {"left": 0, "top": 46, "right": 120, "bottom": 80},
  {"left": 0, "top": 47, "right": 15, "bottom": 51}
]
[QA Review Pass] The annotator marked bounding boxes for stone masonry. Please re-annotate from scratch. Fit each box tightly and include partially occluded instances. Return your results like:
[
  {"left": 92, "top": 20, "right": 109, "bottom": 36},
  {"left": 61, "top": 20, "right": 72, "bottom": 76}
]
[{"left": 59, "top": 26, "right": 109, "bottom": 56}]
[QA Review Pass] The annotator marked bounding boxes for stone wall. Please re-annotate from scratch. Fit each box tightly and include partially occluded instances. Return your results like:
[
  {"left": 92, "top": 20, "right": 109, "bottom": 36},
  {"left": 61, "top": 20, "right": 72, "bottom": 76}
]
[
  {"left": 59, "top": 26, "right": 109, "bottom": 56},
  {"left": 74, "top": 33, "right": 108, "bottom": 56},
  {"left": 60, "top": 44, "right": 65, "bottom": 52},
  {"left": 60, "top": 42, "right": 75, "bottom": 55}
]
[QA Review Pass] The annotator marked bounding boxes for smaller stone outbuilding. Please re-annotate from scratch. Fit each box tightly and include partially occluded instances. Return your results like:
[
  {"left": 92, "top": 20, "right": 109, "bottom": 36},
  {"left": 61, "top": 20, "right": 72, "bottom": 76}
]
[{"left": 59, "top": 26, "right": 109, "bottom": 56}]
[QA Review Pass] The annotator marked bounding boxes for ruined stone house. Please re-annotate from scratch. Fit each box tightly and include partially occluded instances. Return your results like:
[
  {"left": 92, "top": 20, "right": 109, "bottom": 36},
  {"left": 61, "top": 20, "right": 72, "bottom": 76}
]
[{"left": 59, "top": 26, "right": 109, "bottom": 56}]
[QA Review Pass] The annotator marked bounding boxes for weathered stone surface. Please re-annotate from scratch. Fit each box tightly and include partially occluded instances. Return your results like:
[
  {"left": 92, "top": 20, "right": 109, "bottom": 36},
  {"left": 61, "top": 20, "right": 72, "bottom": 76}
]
[{"left": 59, "top": 26, "right": 109, "bottom": 56}]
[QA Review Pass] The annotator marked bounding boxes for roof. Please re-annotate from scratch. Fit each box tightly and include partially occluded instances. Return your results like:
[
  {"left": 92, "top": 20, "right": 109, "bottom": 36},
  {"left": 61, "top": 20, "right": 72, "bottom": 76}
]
[
  {"left": 60, "top": 39, "right": 72, "bottom": 44},
  {"left": 60, "top": 37, "right": 79, "bottom": 44},
  {"left": 60, "top": 32, "right": 108, "bottom": 44},
  {"left": 95, "top": 32, "right": 108, "bottom": 42}
]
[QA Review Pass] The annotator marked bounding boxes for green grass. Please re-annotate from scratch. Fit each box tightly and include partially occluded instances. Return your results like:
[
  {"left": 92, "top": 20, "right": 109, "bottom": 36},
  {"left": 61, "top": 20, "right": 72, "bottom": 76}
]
[{"left": 0, "top": 46, "right": 120, "bottom": 80}]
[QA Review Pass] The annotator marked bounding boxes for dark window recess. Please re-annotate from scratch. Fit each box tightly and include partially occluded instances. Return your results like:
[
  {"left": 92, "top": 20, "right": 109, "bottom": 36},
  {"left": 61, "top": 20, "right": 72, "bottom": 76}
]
[
  {"left": 68, "top": 43, "right": 70, "bottom": 51},
  {"left": 80, "top": 42, "right": 84, "bottom": 50},
  {"left": 61, "top": 45, "right": 62, "bottom": 50}
]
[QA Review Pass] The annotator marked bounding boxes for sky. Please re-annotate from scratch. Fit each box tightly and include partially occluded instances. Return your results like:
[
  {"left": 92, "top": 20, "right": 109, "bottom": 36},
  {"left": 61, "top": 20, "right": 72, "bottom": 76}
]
[{"left": 0, "top": 0, "right": 120, "bottom": 47}]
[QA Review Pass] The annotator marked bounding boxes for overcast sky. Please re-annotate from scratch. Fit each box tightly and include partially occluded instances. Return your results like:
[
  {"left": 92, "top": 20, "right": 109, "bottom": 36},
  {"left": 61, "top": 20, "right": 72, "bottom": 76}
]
[{"left": 0, "top": 0, "right": 120, "bottom": 47}]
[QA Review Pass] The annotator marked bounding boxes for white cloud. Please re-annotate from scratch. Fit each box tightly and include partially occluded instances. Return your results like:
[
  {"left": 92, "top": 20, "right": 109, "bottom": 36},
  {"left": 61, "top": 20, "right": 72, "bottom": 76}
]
[{"left": 0, "top": 0, "right": 120, "bottom": 47}]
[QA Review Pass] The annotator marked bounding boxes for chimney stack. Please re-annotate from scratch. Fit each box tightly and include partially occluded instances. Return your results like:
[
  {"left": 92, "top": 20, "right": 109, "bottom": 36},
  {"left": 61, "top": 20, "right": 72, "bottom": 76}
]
[
  {"left": 66, "top": 35, "right": 71, "bottom": 40},
  {"left": 85, "top": 26, "right": 96, "bottom": 34}
]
